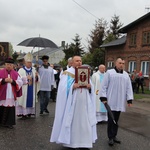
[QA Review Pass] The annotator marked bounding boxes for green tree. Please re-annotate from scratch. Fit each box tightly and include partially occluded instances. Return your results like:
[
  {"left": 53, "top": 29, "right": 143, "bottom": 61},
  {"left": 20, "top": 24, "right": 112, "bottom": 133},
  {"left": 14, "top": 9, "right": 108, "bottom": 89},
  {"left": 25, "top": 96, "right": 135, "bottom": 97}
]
[
  {"left": 63, "top": 43, "right": 74, "bottom": 61},
  {"left": 59, "top": 58, "right": 67, "bottom": 68},
  {"left": 82, "top": 52, "right": 93, "bottom": 66},
  {"left": 103, "top": 14, "right": 123, "bottom": 45},
  {"left": 72, "top": 34, "right": 85, "bottom": 56},
  {"left": 88, "top": 19, "right": 107, "bottom": 53},
  {"left": 91, "top": 48, "right": 105, "bottom": 67},
  {"left": 12, "top": 51, "right": 19, "bottom": 62},
  {"left": 87, "top": 19, "right": 108, "bottom": 66},
  {"left": 9, "top": 43, "right": 14, "bottom": 57},
  {"left": 109, "top": 14, "right": 123, "bottom": 39},
  {"left": 63, "top": 34, "right": 85, "bottom": 61}
]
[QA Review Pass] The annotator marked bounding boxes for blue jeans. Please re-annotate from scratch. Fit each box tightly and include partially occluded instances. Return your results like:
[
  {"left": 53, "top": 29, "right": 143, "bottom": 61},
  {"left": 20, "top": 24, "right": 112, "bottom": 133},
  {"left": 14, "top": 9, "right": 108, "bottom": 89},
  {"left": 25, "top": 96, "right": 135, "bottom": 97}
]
[{"left": 39, "top": 91, "right": 51, "bottom": 112}]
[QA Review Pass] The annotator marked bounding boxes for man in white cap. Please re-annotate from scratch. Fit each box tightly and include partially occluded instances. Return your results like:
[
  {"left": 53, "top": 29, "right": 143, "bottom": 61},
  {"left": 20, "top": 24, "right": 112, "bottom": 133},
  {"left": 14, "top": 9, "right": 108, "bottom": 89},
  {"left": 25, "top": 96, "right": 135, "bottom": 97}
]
[{"left": 16, "top": 52, "right": 39, "bottom": 119}]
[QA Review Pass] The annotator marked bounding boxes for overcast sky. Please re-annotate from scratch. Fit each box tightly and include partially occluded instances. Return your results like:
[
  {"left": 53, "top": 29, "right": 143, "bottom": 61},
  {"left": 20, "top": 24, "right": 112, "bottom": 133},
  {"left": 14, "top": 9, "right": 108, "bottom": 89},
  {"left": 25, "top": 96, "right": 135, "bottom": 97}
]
[{"left": 0, "top": 0, "right": 149, "bottom": 53}]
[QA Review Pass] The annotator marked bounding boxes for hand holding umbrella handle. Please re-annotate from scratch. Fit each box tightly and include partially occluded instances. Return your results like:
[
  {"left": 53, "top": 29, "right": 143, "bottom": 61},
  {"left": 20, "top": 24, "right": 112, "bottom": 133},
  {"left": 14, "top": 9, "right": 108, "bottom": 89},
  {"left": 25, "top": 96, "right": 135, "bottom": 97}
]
[
  {"left": 102, "top": 101, "right": 107, "bottom": 104},
  {"left": 100, "top": 97, "right": 117, "bottom": 125}
]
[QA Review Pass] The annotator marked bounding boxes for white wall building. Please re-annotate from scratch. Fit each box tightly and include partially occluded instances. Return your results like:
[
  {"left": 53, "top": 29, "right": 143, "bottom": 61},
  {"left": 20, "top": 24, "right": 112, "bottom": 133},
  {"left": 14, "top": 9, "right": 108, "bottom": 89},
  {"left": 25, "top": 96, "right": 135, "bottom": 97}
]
[{"left": 33, "top": 47, "right": 65, "bottom": 64}]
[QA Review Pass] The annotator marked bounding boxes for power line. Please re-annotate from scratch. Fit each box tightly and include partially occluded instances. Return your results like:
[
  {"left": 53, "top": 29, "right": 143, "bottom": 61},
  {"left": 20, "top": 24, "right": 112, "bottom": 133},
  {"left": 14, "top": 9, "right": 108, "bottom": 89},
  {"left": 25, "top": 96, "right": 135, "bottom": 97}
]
[{"left": 72, "top": 0, "right": 99, "bottom": 20}]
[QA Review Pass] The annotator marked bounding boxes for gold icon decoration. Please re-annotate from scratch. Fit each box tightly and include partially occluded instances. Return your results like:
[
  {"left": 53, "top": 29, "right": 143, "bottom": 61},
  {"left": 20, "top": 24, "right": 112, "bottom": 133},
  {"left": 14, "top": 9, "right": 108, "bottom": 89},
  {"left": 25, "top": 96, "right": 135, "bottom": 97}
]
[
  {"left": 96, "top": 90, "right": 99, "bottom": 95},
  {"left": 75, "top": 66, "right": 90, "bottom": 88},
  {"left": 0, "top": 45, "right": 6, "bottom": 57}
]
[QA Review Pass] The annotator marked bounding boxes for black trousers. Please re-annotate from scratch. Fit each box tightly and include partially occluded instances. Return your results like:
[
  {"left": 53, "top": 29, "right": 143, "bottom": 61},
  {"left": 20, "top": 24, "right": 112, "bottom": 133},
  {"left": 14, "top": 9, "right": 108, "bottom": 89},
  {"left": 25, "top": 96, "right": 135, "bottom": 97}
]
[
  {"left": 137, "top": 82, "right": 144, "bottom": 93},
  {"left": 50, "top": 88, "right": 57, "bottom": 101},
  {"left": 132, "top": 81, "right": 137, "bottom": 93},
  {"left": 0, "top": 106, "right": 16, "bottom": 126},
  {"left": 107, "top": 111, "right": 121, "bottom": 139}
]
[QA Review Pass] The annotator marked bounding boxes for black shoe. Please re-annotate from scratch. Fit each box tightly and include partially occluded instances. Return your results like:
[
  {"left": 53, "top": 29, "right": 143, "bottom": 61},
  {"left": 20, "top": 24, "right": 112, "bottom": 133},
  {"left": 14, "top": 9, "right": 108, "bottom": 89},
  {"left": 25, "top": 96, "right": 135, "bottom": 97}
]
[
  {"left": 28, "top": 114, "right": 31, "bottom": 118},
  {"left": 1, "top": 124, "right": 14, "bottom": 129},
  {"left": 21, "top": 115, "right": 27, "bottom": 120},
  {"left": 44, "top": 109, "right": 49, "bottom": 113},
  {"left": 113, "top": 137, "right": 121, "bottom": 144},
  {"left": 7, "top": 125, "right": 14, "bottom": 129},
  {"left": 108, "top": 139, "right": 114, "bottom": 146},
  {"left": 40, "top": 111, "right": 43, "bottom": 115}
]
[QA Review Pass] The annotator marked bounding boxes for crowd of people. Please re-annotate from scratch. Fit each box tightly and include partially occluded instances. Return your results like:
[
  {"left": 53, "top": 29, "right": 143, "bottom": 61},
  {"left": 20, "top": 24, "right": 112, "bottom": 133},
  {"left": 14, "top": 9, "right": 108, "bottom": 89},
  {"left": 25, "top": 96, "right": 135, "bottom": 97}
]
[
  {"left": 0, "top": 54, "right": 137, "bottom": 149},
  {"left": 131, "top": 69, "right": 145, "bottom": 94},
  {"left": 51, "top": 57, "right": 134, "bottom": 149}
]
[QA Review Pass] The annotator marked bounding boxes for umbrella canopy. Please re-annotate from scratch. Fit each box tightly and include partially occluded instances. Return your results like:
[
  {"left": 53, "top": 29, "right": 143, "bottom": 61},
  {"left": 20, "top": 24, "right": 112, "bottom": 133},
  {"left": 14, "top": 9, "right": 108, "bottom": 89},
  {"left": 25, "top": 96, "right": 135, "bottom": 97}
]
[{"left": 18, "top": 37, "right": 58, "bottom": 48}]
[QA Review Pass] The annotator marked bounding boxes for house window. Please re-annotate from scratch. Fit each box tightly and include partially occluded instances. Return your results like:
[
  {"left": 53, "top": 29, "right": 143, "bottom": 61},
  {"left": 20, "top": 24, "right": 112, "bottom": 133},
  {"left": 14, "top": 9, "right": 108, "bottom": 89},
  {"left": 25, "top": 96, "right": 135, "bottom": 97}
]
[
  {"left": 107, "top": 61, "right": 114, "bottom": 68},
  {"left": 141, "top": 61, "right": 150, "bottom": 76},
  {"left": 128, "top": 61, "right": 136, "bottom": 73},
  {"left": 129, "top": 33, "right": 137, "bottom": 46},
  {"left": 142, "top": 31, "right": 150, "bottom": 45}
]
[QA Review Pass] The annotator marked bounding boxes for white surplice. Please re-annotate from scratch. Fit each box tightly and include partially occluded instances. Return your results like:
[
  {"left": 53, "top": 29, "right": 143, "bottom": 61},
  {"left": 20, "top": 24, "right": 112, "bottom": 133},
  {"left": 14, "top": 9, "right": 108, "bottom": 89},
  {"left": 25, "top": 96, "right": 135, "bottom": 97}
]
[
  {"left": 50, "top": 67, "right": 97, "bottom": 148},
  {"left": 100, "top": 69, "right": 133, "bottom": 112},
  {"left": 0, "top": 75, "right": 23, "bottom": 107},
  {"left": 91, "top": 71, "right": 107, "bottom": 122},
  {"left": 38, "top": 66, "right": 54, "bottom": 91}
]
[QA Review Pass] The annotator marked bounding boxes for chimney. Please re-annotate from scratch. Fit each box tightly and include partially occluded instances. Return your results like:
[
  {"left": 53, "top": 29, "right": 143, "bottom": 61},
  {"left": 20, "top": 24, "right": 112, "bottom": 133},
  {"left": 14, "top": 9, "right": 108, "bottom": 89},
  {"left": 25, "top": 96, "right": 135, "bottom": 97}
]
[{"left": 61, "top": 41, "right": 65, "bottom": 48}]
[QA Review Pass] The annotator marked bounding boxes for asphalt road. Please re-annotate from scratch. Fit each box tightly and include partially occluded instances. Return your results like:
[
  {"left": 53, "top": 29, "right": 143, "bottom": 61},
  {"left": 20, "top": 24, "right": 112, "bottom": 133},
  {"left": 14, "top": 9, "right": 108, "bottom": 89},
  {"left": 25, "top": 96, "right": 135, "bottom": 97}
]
[{"left": 0, "top": 100, "right": 150, "bottom": 150}]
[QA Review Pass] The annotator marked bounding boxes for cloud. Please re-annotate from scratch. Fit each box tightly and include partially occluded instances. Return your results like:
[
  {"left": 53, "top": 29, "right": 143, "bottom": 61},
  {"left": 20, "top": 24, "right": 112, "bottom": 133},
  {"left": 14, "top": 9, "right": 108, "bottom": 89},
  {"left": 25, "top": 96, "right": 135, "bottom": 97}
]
[{"left": 0, "top": 0, "right": 149, "bottom": 52}]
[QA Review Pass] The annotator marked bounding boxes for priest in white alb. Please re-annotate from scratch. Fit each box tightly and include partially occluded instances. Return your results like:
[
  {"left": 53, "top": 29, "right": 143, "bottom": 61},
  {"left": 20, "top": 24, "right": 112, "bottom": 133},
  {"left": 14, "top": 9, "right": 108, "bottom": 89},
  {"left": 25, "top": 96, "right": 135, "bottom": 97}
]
[
  {"left": 16, "top": 53, "right": 40, "bottom": 119},
  {"left": 50, "top": 56, "right": 97, "bottom": 149},
  {"left": 91, "top": 64, "right": 107, "bottom": 123}
]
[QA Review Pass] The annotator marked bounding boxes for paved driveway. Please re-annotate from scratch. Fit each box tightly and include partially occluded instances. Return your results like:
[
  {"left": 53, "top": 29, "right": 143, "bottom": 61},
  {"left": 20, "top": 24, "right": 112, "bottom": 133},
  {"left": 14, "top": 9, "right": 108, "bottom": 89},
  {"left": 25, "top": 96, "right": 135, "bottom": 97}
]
[{"left": 0, "top": 101, "right": 150, "bottom": 150}]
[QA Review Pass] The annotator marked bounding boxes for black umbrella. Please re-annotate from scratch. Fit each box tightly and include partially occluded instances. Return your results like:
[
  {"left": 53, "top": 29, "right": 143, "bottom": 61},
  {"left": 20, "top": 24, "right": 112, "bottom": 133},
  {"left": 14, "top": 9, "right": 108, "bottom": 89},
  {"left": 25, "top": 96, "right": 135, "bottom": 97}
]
[
  {"left": 104, "top": 103, "right": 117, "bottom": 125},
  {"left": 18, "top": 37, "right": 58, "bottom": 48}
]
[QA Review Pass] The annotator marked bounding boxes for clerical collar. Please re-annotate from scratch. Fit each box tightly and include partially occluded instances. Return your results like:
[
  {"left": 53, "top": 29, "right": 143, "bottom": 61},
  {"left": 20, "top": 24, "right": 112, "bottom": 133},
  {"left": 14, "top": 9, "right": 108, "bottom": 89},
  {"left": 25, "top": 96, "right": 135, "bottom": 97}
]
[
  {"left": 43, "top": 64, "right": 49, "bottom": 69},
  {"left": 67, "top": 65, "right": 71, "bottom": 69},
  {"left": 114, "top": 66, "right": 123, "bottom": 74}
]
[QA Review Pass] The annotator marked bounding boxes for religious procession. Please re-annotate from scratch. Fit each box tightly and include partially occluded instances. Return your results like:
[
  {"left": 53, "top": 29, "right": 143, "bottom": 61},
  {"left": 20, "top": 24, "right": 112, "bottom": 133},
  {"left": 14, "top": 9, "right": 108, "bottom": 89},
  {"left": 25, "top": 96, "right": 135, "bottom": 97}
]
[{"left": 0, "top": 52, "right": 135, "bottom": 150}]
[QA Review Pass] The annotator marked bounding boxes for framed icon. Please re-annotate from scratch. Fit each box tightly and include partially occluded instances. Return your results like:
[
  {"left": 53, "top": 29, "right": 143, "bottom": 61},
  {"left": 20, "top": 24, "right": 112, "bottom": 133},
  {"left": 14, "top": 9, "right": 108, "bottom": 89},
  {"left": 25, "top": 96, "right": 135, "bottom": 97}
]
[{"left": 75, "top": 66, "right": 90, "bottom": 88}]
